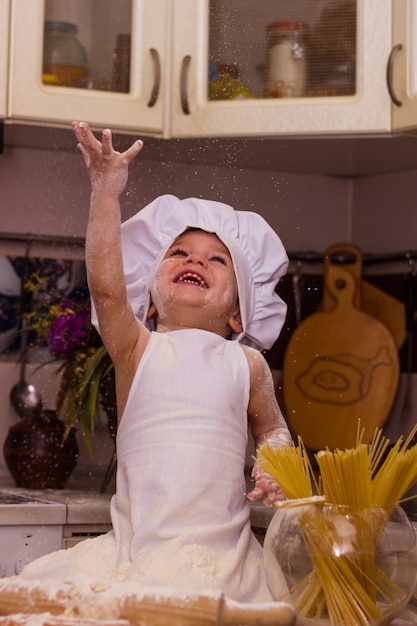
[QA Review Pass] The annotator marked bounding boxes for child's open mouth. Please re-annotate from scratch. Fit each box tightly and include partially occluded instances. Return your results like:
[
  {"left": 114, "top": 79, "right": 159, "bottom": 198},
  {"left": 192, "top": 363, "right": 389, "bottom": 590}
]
[{"left": 175, "top": 272, "right": 208, "bottom": 288}]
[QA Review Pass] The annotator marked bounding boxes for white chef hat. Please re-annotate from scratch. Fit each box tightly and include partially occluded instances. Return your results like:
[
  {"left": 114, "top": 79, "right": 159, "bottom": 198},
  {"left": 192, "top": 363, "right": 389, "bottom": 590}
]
[{"left": 98, "top": 195, "right": 288, "bottom": 351}]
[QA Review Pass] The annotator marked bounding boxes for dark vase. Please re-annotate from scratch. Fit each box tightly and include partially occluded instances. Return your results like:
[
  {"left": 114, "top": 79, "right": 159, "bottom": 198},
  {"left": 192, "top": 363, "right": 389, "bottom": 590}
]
[{"left": 3, "top": 409, "right": 79, "bottom": 489}]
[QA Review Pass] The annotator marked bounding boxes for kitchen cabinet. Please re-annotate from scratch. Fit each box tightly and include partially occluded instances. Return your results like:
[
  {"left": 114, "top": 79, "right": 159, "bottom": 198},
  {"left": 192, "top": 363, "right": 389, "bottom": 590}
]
[
  {"left": 8, "top": 0, "right": 168, "bottom": 134},
  {"left": 170, "top": 0, "right": 417, "bottom": 138},
  {"left": 0, "top": 1, "right": 10, "bottom": 119},
  {"left": 6, "top": 0, "right": 417, "bottom": 138}
]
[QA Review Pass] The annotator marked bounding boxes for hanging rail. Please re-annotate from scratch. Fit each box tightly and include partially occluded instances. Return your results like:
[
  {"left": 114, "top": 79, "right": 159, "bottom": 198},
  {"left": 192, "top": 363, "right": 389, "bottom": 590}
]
[
  {"left": 1, "top": 234, "right": 416, "bottom": 267},
  {"left": 288, "top": 249, "right": 417, "bottom": 266},
  {"left": 0, "top": 232, "right": 85, "bottom": 259},
  {"left": 0, "top": 232, "right": 85, "bottom": 247}
]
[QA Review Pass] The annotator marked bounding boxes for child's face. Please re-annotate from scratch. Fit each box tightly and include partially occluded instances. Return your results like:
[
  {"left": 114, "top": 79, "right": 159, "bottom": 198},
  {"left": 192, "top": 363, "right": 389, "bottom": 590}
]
[{"left": 148, "top": 229, "right": 243, "bottom": 337}]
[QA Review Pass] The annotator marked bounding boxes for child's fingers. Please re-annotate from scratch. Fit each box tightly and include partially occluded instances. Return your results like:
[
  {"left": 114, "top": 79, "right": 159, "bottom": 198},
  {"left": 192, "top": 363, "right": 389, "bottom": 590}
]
[
  {"left": 120, "top": 139, "right": 144, "bottom": 166},
  {"left": 72, "top": 120, "right": 93, "bottom": 144},
  {"left": 72, "top": 121, "right": 103, "bottom": 155},
  {"left": 101, "top": 128, "right": 113, "bottom": 155},
  {"left": 124, "top": 139, "right": 144, "bottom": 162},
  {"left": 72, "top": 122, "right": 142, "bottom": 165},
  {"left": 247, "top": 486, "right": 264, "bottom": 501}
]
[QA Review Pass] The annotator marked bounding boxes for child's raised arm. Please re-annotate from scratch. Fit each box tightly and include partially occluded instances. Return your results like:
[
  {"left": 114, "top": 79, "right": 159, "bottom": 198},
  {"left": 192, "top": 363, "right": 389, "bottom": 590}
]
[{"left": 72, "top": 122, "right": 144, "bottom": 372}]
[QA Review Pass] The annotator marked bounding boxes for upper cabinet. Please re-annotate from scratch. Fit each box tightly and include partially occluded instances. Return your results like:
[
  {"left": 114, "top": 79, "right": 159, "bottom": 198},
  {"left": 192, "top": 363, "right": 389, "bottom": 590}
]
[
  {"left": 8, "top": 0, "right": 168, "bottom": 134},
  {"left": 6, "top": 0, "right": 417, "bottom": 138},
  {"left": 170, "top": 0, "right": 417, "bottom": 138}
]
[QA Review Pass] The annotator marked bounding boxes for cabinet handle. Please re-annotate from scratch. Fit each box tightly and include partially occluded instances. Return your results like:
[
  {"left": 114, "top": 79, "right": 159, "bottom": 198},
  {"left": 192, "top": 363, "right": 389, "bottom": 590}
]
[
  {"left": 180, "top": 55, "right": 192, "bottom": 115},
  {"left": 147, "top": 48, "right": 161, "bottom": 108},
  {"left": 386, "top": 43, "right": 403, "bottom": 107}
]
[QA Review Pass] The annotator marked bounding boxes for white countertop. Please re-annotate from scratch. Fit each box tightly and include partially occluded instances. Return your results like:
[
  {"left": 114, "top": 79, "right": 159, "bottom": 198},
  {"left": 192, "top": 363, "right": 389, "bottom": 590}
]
[
  {"left": 0, "top": 480, "right": 112, "bottom": 526},
  {"left": 0, "top": 491, "right": 66, "bottom": 525},
  {"left": 0, "top": 472, "right": 275, "bottom": 528}
]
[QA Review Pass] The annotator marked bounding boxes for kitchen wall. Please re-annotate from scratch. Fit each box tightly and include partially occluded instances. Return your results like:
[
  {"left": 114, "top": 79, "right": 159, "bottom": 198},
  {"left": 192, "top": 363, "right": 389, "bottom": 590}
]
[
  {"left": 0, "top": 136, "right": 351, "bottom": 246},
  {"left": 0, "top": 129, "right": 416, "bottom": 480}
]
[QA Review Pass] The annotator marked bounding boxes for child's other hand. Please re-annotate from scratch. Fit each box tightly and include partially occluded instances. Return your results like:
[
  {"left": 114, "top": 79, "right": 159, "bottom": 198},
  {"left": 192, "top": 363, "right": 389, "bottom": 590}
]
[{"left": 247, "top": 461, "right": 286, "bottom": 506}]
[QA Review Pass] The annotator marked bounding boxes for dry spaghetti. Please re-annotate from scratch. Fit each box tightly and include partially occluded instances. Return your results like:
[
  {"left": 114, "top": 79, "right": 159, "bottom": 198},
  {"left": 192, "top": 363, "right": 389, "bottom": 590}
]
[{"left": 258, "top": 424, "right": 417, "bottom": 625}]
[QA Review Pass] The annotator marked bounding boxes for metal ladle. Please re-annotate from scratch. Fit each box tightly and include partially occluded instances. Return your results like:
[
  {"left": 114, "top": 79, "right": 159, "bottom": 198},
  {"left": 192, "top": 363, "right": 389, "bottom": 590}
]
[{"left": 9, "top": 245, "right": 43, "bottom": 418}]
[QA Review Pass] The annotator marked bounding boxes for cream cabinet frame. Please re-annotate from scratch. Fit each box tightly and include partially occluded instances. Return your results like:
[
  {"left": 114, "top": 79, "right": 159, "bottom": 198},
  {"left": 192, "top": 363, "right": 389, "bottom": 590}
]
[
  {"left": 0, "top": 0, "right": 10, "bottom": 119},
  {"left": 391, "top": 0, "right": 417, "bottom": 130}
]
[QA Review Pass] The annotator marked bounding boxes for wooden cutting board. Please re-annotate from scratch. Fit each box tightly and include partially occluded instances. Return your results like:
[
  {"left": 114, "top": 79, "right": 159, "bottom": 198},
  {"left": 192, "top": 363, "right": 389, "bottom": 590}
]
[
  {"left": 283, "top": 264, "right": 400, "bottom": 451},
  {"left": 320, "top": 243, "right": 406, "bottom": 350}
]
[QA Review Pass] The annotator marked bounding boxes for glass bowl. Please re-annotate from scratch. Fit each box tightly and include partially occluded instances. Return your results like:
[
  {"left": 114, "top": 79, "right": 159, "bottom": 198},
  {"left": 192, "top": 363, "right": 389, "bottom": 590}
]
[{"left": 263, "top": 499, "right": 417, "bottom": 626}]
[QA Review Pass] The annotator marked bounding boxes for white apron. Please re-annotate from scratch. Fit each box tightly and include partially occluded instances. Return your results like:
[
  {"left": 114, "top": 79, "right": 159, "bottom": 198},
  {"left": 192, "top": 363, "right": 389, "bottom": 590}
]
[{"left": 110, "top": 329, "right": 273, "bottom": 601}]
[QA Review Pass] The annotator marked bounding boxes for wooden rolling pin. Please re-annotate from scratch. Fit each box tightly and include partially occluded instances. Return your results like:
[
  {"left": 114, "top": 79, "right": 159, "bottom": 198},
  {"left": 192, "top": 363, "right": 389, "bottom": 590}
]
[
  {"left": 0, "top": 617, "right": 129, "bottom": 626},
  {"left": 121, "top": 593, "right": 296, "bottom": 626},
  {"left": 0, "top": 579, "right": 68, "bottom": 616},
  {"left": 0, "top": 580, "right": 296, "bottom": 626}
]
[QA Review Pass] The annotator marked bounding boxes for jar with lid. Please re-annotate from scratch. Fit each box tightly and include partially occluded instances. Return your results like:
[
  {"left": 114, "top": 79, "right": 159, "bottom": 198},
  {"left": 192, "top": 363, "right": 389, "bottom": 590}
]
[
  {"left": 43, "top": 21, "right": 89, "bottom": 88},
  {"left": 266, "top": 21, "right": 308, "bottom": 98}
]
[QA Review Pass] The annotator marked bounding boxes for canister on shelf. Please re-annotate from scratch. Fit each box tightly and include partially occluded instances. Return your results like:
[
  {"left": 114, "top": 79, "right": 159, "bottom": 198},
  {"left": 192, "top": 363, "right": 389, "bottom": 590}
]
[
  {"left": 43, "top": 21, "right": 89, "bottom": 88},
  {"left": 208, "top": 61, "right": 254, "bottom": 100},
  {"left": 266, "top": 20, "right": 308, "bottom": 98}
]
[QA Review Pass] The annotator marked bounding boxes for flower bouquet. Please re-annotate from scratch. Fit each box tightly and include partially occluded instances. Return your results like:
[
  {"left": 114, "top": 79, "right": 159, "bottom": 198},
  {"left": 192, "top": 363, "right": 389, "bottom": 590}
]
[{"left": 24, "top": 267, "right": 114, "bottom": 452}]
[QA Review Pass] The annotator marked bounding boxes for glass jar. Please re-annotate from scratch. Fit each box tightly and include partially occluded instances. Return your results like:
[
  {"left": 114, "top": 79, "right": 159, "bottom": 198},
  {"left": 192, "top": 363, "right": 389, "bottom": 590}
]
[
  {"left": 266, "top": 21, "right": 308, "bottom": 98},
  {"left": 43, "top": 21, "right": 89, "bottom": 88},
  {"left": 264, "top": 500, "right": 417, "bottom": 625}
]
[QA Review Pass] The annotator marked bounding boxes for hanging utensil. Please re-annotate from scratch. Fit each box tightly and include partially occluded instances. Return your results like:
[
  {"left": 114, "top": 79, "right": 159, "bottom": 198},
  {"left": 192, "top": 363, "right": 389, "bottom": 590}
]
[
  {"left": 9, "top": 244, "right": 43, "bottom": 418},
  {"left": 292, "top": 259, "right": 303, "bottom": 327}
]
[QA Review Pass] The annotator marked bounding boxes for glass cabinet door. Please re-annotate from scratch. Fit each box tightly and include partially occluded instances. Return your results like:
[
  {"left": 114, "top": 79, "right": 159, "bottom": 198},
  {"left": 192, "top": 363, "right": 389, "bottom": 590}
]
[
  {"left": 170, "top": 0, "right": 393, "bottom": 138},
  {"left": 9, "top": 0, "right": 168, "bottom": 134},
  {"left": 208, "top": 1, "right": 356, "bottom": 102},
  {"left": 42, "top": 0, "right": 132, "bottom": 93}
]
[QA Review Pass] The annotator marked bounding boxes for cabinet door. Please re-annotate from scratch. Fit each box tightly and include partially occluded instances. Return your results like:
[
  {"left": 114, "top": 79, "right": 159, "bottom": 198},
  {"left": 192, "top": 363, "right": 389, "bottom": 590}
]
[
  {"left": 0, "top": 0, "right": 10, "bottom": 119},
  {"left": 391, "top": 0, "right": 417, "bottom": 130},
  {"left": 170, "top": 0, "right": 393, "bottom": 138},
  {"left": 8, "top": 0, "right": 168, "bottom": 134}
]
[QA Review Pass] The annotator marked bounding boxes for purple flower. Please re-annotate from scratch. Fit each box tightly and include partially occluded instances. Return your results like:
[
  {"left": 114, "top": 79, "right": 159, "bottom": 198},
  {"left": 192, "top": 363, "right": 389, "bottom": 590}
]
[{"left": 47, "top": 310, "right": 88, "bottom": 357}]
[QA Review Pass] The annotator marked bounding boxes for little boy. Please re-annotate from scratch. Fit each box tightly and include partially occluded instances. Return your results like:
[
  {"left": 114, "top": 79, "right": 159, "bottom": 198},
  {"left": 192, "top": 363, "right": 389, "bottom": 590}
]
[{"left": 21, "top": 123, "right": 292, "bottom": 603}]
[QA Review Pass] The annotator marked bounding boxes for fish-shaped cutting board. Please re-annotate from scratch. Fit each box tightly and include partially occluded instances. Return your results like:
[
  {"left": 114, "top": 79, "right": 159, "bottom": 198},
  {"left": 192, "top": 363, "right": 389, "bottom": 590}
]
[{"left": 283, "top": 264, "right": 399, "bottom": 450}]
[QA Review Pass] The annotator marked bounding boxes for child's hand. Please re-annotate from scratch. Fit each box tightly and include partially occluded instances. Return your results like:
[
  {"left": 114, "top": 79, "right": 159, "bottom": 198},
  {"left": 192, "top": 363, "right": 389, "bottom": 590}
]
[
  {"left": 247, "top": 460, "right": 286, "bottom": 506},
  {"left": 72, "top": 121, "right": 143, "bottom": 197}
]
